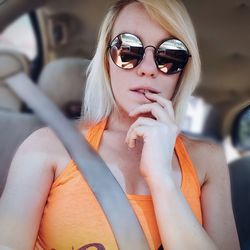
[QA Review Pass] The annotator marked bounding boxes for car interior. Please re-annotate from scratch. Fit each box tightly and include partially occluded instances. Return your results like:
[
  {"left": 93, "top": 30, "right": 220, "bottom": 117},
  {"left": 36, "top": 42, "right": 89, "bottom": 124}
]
[{"left": 0, "top": 0, "right": 249, "bottom": 249}]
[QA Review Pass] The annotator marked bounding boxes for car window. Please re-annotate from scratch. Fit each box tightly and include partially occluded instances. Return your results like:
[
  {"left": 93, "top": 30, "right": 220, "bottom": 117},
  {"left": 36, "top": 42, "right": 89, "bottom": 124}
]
[
  {"left": 182, "top": 96, "right": 211, "bottom": 135},
  {"left": 232, "top": 106, "right": 250, "bottom": 150},
  {"left": 238, "top": 111, "right": 250, "bottom": 149},
  {"left": 0, "top": 14, "right": 37, "bottom": 60}
]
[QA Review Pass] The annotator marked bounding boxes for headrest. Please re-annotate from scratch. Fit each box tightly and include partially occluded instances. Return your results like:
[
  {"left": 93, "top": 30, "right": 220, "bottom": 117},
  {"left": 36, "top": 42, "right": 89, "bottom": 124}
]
[
  {"left": 0, "top": 49, "right": 30, "bottom": 111},
  {"left": 38, "top": 57, "right": 90, "bottom": 118}
]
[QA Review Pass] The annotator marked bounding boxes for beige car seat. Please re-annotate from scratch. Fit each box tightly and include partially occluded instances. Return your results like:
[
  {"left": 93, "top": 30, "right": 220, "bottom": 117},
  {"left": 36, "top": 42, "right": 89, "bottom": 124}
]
[
  {"left": 0, "top": 56, "right": 90, "bottom": 195},
  {"left": 38, "top": 57, "right": 89, "bottom": 119}
]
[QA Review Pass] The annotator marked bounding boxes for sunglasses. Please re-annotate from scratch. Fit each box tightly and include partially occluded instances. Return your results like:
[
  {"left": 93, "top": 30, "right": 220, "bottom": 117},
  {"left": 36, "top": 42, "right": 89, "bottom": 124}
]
[{"left": 108, "top": 33, "right": 191, "bottom": 75}]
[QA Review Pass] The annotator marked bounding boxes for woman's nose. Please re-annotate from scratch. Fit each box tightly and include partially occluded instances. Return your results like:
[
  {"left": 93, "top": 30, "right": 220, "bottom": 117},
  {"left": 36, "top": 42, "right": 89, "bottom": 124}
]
[{"left": 136, "top": 48, "right": 159, "bottom": 78}]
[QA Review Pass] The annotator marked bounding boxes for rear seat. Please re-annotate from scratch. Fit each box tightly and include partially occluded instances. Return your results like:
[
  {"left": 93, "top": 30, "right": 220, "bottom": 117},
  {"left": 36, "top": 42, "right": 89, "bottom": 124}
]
[
  {"left": 229, "top": 156, "right": 250, "bottom": 250},
  {"left": 0, "top": 53, "right": 89, "bottom": 196},
  {"left": 38, "top": 57, "right": 89, "bottom": 119},
  {"left": 227, "top": 104, "right": 250, "bottom": 250}
]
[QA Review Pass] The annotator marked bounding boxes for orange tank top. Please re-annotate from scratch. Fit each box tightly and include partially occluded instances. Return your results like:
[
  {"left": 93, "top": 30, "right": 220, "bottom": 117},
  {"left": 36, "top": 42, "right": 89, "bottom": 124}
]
[{"left": 35, "top": 119, "right": 202, "bottom": 250}]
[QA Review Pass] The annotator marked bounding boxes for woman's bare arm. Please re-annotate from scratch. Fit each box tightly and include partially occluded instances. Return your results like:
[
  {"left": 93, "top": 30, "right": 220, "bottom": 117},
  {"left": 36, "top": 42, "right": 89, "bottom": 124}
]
[
  {"left": 147, "top": 140, "right": 240, "bottom": 250},
  {"left": 126, "top": 94, "right": 239, "bottom": 249},
  {"left": 200, "top": 142, "right": 240, "bottom": 250},
  {"left": 0, "top": 127, "right": 56, "bottom": 250}
]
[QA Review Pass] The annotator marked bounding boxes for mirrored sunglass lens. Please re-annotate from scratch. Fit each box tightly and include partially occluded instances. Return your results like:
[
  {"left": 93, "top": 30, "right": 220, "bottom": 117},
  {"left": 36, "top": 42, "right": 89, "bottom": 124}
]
[
  {"left": 157, "top": 39, "right": 189, "bottom": 74},
  {"left": 110, "top": 33, "right": 143, "bottom": 69}
]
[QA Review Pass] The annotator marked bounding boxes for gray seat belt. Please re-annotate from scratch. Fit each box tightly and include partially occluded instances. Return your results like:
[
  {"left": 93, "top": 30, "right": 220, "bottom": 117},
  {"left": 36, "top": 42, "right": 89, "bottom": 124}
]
[{"left": 4, "top": 72, "right": 150, "bottom": 250}]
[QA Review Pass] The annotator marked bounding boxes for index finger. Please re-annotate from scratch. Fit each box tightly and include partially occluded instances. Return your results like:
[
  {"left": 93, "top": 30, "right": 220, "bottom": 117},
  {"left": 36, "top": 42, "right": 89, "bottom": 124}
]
[{"left": 144, "top": 92, "right": 175, "bottom": 120}]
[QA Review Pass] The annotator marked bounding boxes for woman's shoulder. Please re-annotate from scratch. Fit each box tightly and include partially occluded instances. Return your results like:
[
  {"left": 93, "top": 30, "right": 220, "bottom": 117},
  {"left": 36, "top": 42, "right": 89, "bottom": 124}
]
[
  {"left": 20, "top": 126, "right": 71, "bottom": 171},
  {"left": 180, "top": 133, "right": 220, "bottom": 154},
  {"left": 24, "top": 121, "right": 89, "bottom": 176},
  {"left": 75, "top": 119, "right": 89, "bottom": 135},
  {"left": 28, "top": 121, "right": 88, "bottom": 152},
  {"left": 23, "top": 126, "right": 68, "bottom": 155},
  {"left": 179, "top": 133, "right": 226, "bottom": 185}
]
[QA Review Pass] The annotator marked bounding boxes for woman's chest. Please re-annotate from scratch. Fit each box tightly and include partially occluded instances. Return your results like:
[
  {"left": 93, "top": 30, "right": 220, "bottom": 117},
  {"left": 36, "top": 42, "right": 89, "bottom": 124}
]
[
  {"left": 98, "top": 134, "right": 183, "bottom": 195},
  {"left": 37, "top": 175, "right": 161, "bottom": 250}
]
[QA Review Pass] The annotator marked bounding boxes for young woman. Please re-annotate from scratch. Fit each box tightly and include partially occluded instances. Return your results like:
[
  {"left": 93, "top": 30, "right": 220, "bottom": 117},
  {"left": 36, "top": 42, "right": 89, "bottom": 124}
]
[{"left": 0, "top": 0, "right": 240, "bottom": 249}]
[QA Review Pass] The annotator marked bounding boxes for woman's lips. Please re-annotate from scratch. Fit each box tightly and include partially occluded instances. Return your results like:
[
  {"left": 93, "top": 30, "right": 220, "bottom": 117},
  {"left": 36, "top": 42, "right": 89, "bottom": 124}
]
[
  {"left": 130, "top": 88, "right": 159, "bottom": 94},
  {"left": 136, "top": 89, "right": 153, "bottom": 94},
  {"left": 130, "top": 89, "right": 152, "bottom": 102},
  {"left": 131, "top": 88, "right": 159, "bottom": 94}
]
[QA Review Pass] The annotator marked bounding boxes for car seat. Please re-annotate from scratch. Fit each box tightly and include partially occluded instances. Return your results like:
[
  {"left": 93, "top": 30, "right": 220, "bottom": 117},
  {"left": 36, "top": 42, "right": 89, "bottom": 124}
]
[
  {"left": 227, "top": 104, "right": 250, "bottom": 250},
  {"left": 38, "top": 57, "right": 89, "bottom": 119},
  {"left": 0, "top": 55, "right": 90, "bottom": 196},
  {"left": 229, "top": 156, "right": 250, "bottom": 250}
]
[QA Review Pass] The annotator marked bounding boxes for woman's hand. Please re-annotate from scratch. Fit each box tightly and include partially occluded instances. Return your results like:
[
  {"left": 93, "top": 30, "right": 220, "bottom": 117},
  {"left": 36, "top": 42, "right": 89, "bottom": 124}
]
[{"left": 125, "top": 91, "right": 180, "bottom": 182}]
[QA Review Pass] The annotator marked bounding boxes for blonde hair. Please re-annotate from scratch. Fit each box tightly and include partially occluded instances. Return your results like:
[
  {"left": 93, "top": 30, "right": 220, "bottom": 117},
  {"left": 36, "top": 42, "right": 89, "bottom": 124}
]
[{"left": 81, "top": 0, "right": 201, "bottom": 126}]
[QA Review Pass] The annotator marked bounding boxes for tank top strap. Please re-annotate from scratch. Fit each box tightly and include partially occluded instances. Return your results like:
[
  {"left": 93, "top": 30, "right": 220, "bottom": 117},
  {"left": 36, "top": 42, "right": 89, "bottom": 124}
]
[
  {"left": 52, "top": 119, "right": 108, "bottom": 188},
  {"left": 85, "top": 120, "right": 201, "bottom": 196},
  {"left": 86, "top": 119, "right": 108, "bottom": 149},
  {"left": 175, "top": 135, "right": 201, "bottom": 195}
]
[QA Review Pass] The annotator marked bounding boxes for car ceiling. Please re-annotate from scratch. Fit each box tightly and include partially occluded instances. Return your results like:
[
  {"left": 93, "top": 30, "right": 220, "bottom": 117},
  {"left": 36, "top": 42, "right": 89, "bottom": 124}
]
[{"left": 0, "top": 0, "right": 249, "bottom": 114}]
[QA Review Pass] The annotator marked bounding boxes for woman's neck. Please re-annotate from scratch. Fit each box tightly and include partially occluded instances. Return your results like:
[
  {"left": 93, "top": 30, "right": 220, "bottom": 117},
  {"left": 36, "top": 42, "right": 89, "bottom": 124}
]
[
  {"left": 105, "top": 110, "right": 144, "bottom": 152},
  {"left": 106, "top": 110, "right": 137, "bottom": 134}
]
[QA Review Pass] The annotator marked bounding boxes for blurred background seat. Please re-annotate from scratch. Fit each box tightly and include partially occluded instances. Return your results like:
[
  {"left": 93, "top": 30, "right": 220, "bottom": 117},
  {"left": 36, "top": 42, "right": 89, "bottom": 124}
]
[
  {"left": 38, "top": 57, "right": 89, "bottom": 119},
  {"left": 227, "top": 104, "right": 250, "bottom": 249},
  {"left": 0, "top": 54, "right": 90, "bottom": 196},
  {"left": 229, "top": 156, "right": 250, "bottom": 250}
]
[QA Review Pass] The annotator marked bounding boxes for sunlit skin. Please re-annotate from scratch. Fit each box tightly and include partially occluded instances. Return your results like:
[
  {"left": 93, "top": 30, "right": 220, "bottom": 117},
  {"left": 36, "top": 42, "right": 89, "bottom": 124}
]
[{"left": 107, "top": 2, "right": 180, "bottom": 181}]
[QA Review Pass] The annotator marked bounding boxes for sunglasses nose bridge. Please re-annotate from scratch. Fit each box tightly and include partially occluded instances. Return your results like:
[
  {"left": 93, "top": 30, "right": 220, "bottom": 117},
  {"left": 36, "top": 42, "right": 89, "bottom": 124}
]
[
  {"left": 144, "top": 45, "right": 156, "bottom": 54},
  {"left": 142, "top": 45, "right": 157, "bottom": 60},
  {"left": 141, "top": 45, "right": 157, "bottom": 66},
  {"left": 137, "top": 45, "right": 159, "bottom": 77}
]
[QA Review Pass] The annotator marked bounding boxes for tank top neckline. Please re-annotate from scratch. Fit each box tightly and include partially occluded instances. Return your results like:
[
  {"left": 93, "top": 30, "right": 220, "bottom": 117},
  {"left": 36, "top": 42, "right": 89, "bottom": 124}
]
[{"left": 86, "top": 118, "right": 201, "bottom": 199}]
